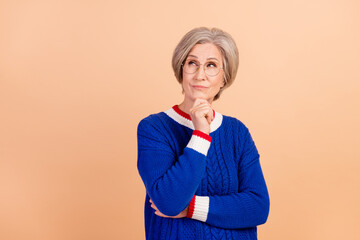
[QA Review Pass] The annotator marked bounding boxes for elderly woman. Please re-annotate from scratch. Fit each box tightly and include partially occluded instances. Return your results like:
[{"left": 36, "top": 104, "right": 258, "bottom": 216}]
[{"left": 137, "top": 27, "right": 269, "bottom": 240}]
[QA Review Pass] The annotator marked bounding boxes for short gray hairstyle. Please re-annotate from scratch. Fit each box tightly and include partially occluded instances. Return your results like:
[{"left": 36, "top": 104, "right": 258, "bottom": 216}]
[{"left": 172, "top": 27, "right": 239, "bottom": 100}]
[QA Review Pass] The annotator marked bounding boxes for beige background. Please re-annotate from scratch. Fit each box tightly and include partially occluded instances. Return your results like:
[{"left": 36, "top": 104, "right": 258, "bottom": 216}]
[{"left": 1, "top": 0, "right": 360, "bottom": 239}]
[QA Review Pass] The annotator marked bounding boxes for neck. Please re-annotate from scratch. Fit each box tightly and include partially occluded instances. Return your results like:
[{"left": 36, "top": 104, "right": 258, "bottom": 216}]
[{"left": 178, "top": 97, "right": 213, "bottom": 114}]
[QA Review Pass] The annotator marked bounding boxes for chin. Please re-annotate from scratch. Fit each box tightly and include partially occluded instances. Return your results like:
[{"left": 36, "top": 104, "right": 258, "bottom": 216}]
[
  {"left": 190, "top": 93, "right": 208, "bottom": 100},
  {"left": 185, "top": 90, "right": 215, "bottom": 102},
  {"left": 190, "top": 95, "right": 214, "bottom": 103}
]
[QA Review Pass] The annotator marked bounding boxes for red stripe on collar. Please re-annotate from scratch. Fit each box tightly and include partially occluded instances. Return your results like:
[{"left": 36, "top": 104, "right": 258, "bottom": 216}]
[
  {"left": 172, "top": 105, "right": 215, "bottom": 121},
  {"left": 172, "top": 105, "right": 191, "bottom": 120}
]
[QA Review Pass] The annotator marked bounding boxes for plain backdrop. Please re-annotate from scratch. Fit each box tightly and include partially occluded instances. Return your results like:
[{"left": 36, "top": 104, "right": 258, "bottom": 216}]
[{"left": 1, "top": 0, "right": 360, "bottom": 239}]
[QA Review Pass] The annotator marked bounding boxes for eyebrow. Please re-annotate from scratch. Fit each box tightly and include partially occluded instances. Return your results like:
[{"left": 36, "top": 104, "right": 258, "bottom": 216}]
[{"left": 187, "top": 55, "right": 220, "bottom": 62}]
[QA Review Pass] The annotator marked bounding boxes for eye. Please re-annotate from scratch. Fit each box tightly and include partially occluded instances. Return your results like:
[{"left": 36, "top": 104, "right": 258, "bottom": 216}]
[
  {"left": 206, "top": 62, "right": 218, "bottom": 68},
  {"left": 187, "top": 60, "right": 199, "bottom": 66}
]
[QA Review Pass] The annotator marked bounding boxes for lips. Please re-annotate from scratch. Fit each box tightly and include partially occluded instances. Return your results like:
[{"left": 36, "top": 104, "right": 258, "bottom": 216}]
[{"left": 192, "top": 85, "right": 208, "bottom": 90}]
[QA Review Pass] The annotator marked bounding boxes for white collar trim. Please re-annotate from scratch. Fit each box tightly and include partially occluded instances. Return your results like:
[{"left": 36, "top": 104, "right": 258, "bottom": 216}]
[{"left": 164, "top": 107, "right": 223, "bottom": 133}]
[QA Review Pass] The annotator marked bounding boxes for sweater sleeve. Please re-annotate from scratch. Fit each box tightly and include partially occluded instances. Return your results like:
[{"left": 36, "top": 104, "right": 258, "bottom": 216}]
[
  {"left": 137, "top": 117, "right": 211, "bottom": 216},
  {"left": 186, "top": 126, "right": 270, "bottom": 229}
]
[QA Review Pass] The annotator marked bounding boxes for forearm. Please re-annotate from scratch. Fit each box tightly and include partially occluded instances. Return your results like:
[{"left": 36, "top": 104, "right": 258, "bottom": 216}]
[
  {"left": 188, "top": 190, "right": 269, "bottom": 229},
  {"left": 138, "top": 129, "right": 212, "bottom": 216},
  {"left": 187, "top": 160, "right": 270, "bottom": 229}
]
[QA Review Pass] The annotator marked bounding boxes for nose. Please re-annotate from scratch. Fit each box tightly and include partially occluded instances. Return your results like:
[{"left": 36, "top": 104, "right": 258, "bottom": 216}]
[{"left": 195, "top": 65, "right": 206, "bottom": 80}]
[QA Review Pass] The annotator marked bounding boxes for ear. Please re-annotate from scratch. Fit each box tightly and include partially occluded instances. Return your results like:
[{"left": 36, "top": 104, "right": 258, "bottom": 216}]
[{"left": 221, "top": 79, "right": 225, "bottom": 88}]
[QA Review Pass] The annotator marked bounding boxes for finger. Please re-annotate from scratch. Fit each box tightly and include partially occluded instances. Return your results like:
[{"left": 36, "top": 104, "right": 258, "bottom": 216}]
[
  {"left": 192, "top": 100, "right": 211, "bottom": 109},
  {"left": 193, "top": 98, "right": 209, "bottom": 106},
  {"left": 190, "top": 103, "right": 212, "bottom": 116},
  {"left": 154, "top": 211, "right": 169, "bottom": 218},
  {"left": 207, "top": 108, "right": 214, "bottom": 123},
  {"left": 191, "top": 110, "right": 210, "bottom": 120},
  {"left": 150, "top": 203, "right": 158, "bottom": 211},
  {"left": 191, "top": 101, "right": 211, "bottom": 113},
  {"left": 192, "top": 107, "right": 213, "bottom": 121},
  {"left": 206, "top": 115, "right": 212, "bottom": 125}
]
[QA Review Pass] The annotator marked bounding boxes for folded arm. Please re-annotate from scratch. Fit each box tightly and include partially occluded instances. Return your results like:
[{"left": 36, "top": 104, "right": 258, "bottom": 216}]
[
  {"left": 152, "top": 124, "right": 270, "bottom": 229},
  {"left": 137, "top": 118, "right": 211, "bottom": 216},
  {"left": 187, "top": 127, "right": 270, "bottom": 229}
]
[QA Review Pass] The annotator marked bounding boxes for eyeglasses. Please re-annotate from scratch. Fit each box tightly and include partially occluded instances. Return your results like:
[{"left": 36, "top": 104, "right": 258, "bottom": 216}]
[{"left": 182, "top": 59, "right": 223, "bottom": 77}]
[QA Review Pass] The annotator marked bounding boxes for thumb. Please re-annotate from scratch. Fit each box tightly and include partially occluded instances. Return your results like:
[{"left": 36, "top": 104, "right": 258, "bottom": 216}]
[
  {"left": 207, "top": 109, "right": 214, "bottom": 123},
  {"left": 206, "top": 116, "right": 212, "bottom": 125}
]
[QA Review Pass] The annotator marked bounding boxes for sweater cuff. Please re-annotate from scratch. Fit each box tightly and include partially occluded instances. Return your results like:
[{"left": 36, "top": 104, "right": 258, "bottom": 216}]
[
  {"left": 186, "top": 130, "right": 212, "bottom": 156},
  {"left": 186, "top": 195, "right": 209, "bottom": 222}
]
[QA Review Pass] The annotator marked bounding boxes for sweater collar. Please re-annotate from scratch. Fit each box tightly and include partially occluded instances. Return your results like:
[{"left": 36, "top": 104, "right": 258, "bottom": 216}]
[{"left": 164, "top": 105, "right": 223, "bottom": 133}]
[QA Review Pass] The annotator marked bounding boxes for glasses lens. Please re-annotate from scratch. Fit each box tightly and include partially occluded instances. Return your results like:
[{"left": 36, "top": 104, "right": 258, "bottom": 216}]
[
  {"left": 205, "top": 63, "right": 220, "bottom": 76},
  {"left": 205, "top": 68, "right": 219, "bottom": 76},
  {"left": 183, "top": 60, "right": 198, "bottom": 74}
]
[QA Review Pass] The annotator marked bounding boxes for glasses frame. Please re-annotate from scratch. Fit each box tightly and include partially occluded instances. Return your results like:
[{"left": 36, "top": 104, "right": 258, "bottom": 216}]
[{"left": 182, "top": 60, "right": 223, "bottom": 77}]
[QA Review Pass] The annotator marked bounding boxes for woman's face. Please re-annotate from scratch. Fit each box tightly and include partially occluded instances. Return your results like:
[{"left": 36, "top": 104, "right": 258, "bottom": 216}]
[{"left": 182, "top": 43, "right": 225, "bottom": 103}]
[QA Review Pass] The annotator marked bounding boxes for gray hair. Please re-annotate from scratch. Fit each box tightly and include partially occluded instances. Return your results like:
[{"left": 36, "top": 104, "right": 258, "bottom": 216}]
[{"left": 172, "top": 27, "right": 239, "bottom": 100}]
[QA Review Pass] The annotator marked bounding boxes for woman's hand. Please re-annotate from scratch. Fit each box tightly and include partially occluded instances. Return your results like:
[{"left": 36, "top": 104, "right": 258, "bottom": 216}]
[
  {"left": 189, "top": 99, "right": 213, "bottom": 135},
  {"left": 150, "top": 199, "right": 188, "bottom": 218}
]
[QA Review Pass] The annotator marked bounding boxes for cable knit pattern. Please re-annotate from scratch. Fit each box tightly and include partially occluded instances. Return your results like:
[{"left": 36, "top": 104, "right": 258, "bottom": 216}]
[
  {"left": 206, "top": 149, "right": 219, "bottom": 196},
  {"left": 137, "top": 105, "right": 269, "bottom": 239},
  {"left": 214, "top": 132, "right": 231, "bottom": 194}
]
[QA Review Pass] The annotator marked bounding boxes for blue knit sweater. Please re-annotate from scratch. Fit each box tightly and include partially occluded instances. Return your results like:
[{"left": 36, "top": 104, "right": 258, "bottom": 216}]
[{"left": 137, "top": 105, "right": 270, "bottom": 240}]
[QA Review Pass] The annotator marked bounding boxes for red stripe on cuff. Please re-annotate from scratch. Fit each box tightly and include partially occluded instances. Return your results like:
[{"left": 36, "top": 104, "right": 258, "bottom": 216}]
[
  {"left": 193, "top": 130, "right": 212, "bottom": 142},
  {"left": 186, "top": 195, "right": 196, "bottom": 219}
]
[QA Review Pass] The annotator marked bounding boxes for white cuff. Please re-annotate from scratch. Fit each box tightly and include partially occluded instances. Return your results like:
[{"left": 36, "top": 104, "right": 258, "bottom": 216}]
[
  {"left": 186, "top": 131, "right": 211, "bottom": 156},
  {"left": 192, "top": 196, "right": 209, "bottom": 222}
]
